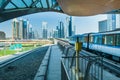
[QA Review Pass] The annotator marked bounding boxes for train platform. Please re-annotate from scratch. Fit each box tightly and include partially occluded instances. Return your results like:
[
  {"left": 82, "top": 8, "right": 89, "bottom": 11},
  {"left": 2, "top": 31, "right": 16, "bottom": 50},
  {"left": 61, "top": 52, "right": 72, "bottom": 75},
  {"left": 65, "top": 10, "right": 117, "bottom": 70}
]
[
  {"left": 34, "top": 45, "right": 62, "bottom": 80},
  {"left": 46, "top": 45, "right": 61, "bottom": 80}
]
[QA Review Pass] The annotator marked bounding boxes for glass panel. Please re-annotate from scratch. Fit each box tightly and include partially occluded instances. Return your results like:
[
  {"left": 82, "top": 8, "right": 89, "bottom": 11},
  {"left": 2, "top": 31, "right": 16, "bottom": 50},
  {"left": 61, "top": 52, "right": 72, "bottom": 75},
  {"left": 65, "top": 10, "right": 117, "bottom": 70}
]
[
  {"left": 5, "top": 2, "right": 16, "bottom": 9},
  {"left": 23, "top": 0, "right": 32, "bottom": 6},
  {"left": 52, "top": 0, "right": 56, "bottom": 6},
  {"left": 11, "top": 0, "right": 26, "bottom": 8},
  {"left": 104, "top": 34, "right": 114, "bottom": 45},
  {"left": 0, "top": 0, "right": 6, "bottom": 7},
  {"left": 98, "top": 35, "right": 102, "bottom": 44},
  {"left": 116, "top": 34, "right": 120, "bottom": 46},
  {"left": 41, "top": 0, "right": 47, "bottom": 8},
  {"left": 84, "top": 36, "right": 88, "bottom": 43},
  {"left": 55, "top": 6, "right": 61, "bottom": 10},
  {"left": 94, "top": 36, "right": 98, "bottom": 44},
  {"left": 36, "top": 2, "right": 41, "bottom": 8},
  {"left": 48, "top": 0, "right": 52, "bottom": 7},
  {"left": 89, "top": 36, "right": 93, "bottom": 43}
]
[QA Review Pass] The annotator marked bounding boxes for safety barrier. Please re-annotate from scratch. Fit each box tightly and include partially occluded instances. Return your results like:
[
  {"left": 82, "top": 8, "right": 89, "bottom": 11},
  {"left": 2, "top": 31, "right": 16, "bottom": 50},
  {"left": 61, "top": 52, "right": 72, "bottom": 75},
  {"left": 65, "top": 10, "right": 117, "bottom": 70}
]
[{"left": 58, "top": 41, "right": 103, "bottom": 80}]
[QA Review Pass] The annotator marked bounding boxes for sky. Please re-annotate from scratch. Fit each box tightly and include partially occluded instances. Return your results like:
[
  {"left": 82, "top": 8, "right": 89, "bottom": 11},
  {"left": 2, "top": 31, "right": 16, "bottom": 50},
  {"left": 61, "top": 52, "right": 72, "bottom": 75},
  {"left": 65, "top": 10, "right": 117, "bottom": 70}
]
[{"left": 0, "top": 12, "right": 107, "bottom": 38}]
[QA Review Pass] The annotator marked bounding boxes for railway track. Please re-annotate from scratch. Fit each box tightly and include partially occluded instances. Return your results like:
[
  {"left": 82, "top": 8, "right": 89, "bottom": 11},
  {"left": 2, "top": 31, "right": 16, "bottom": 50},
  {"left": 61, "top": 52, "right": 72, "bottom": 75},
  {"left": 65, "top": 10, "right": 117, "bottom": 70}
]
[{"left": 81, "top": 50, "right": 120, "bottom": 77}]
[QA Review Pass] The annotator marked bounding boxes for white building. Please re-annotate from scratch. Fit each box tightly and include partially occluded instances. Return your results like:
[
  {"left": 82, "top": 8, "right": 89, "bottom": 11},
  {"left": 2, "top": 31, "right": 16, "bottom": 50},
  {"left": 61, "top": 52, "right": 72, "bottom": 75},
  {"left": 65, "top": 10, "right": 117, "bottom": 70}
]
[{"left": 107, "top": 14, "right": 120, "bottom": 31}]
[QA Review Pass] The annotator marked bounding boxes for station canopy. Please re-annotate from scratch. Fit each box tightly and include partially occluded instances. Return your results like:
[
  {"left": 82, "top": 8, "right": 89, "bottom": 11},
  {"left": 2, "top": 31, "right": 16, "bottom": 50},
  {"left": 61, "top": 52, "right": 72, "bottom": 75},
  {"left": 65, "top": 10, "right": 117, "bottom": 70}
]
[{"left": 0, "top": 0, "right": 120, "bottom": 22}]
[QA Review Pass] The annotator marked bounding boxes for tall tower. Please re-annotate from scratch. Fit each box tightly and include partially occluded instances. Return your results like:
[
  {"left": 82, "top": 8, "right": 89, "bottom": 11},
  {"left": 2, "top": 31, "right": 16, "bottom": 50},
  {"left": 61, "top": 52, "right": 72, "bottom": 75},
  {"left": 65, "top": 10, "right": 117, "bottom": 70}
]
[
  {"left": 107, "top": 14, "right": 120, "bottom": 31},
  {"left": 99, "top": 20, "right": 107, "bottom": 32},
  {"left": 23, "top": 20, "right": 27, "bottom": 39},
  {"left": 42, "top": 22, "right": 48, "bottom": 39},
  {"left": 28, "top": 24, "right": 33, "bottom": 39},
  {"left": 60, "top": 21, "right": 64, "bottom": 38},
  {"left": 107, "top": 14, "right": 116, "bottom": 31},
  {"left": 19, "top": 19, "right": 24, "bottom": 39},
  {"left": 68, "top": 16, "right": 72, "bottom": 37},
  {"left": 12, "top": 18, "right": 19, "bottom": 40},
  {"left": 72, "top": 25, "right": 76, "bottom": 35}
]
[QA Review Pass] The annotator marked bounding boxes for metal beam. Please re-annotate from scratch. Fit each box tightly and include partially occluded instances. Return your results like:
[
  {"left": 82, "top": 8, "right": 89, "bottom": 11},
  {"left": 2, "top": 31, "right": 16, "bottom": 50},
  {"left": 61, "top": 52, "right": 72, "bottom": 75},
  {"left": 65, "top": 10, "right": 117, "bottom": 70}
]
[
  {"left": 30, "top": 0, "right": 41, "bottom": 7},
  {"left": 46, "top": 0, "right": 50, "bottom": 8},
  {"left": 22, "top": 0, "right": 28, "bottom": 7},
  {"left": 0, "top": 0, "right": 11, "bottom": 11},
  {"left": 0, "top": 8, "right": 63, "bottom": 23},
  {"left": 39, "top": 0, "right": 43, "bottom": 8},
  {"left": 10, "top": 1, "right": 18, "bottom": 8}
]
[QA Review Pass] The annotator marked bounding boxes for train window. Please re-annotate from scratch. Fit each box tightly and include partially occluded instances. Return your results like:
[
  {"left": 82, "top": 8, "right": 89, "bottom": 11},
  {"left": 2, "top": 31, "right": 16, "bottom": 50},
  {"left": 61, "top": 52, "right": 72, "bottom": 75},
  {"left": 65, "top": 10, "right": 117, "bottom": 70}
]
[
  {"left": 93, "top": 36, "right": 98, "bottom": 44},
  {"left": 83, "top": 36, "right": 88, "bottom": 43},
  {"left": 89, "top": 36, "right": 93, "bottom": 43},
  {"left": 93, "top": 35, "right": 102, "bottom": 44},
  {"left": 116, "top": 34, "right": 120, "bottom": 46},
  {"left": 104, "top": 34, "right": 114, "bottom": 46},
  {"left": 98, "top": 35, "right": 102, "bottom": 44},
  {"left": 81, "top": 36, "right": 84, "bottom": 42},
  {"left": 102, "top": 36, "right": 105, "bottom": 44}
]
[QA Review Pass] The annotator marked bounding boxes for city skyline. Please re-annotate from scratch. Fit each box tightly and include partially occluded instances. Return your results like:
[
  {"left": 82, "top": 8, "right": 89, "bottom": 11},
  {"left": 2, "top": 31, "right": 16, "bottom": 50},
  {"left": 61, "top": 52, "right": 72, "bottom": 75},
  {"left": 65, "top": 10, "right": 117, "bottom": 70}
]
[{"left": 0, "top": 12, "right": 107, "bottom": 38}]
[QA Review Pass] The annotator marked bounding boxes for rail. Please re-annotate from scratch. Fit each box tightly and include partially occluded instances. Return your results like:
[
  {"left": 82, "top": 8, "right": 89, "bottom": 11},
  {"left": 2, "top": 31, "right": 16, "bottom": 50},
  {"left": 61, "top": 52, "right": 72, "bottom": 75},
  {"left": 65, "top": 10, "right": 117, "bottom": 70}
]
[{"left": 57, "top": 39, "right": 103, "bottom": 80}]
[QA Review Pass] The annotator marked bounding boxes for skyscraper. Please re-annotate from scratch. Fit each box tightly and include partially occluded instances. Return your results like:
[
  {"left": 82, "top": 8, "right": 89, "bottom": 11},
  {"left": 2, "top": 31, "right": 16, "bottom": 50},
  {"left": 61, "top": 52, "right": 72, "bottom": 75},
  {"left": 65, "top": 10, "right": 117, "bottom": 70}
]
[
  {"left": 60, "top": 21, "right": 65, "bottom": 38},
  {"left": 56, "top": 21, "right": 65, "bottom": 38},
  {"left": 19, "top": 19, "right": 28, "bottom": 39},
  {"left": 99, "top": 20, "right": 107, "bottom": 32},
  {"left": 0, "top": 31, "right": 6, "bottom": 40},
  {"left": 19, "top": 19, "right": 24, "bottom": 39},
  {"left": 23, "top": 20, "right": 27, "bottom": 39},
  {"left": 12, "top": 18, "right": 19, "bottom": 40},
  {"left": 42, "top": 22, "right": 48, "bottom": 39},
  {"left": 12, "top": 18, "right": 29, "bottom": 40},
  {"left": 68, "top": 16, "right": 72, "bottom": 37},
  {"left": 28, "top": 24, "right": 33, "bottom": 39},
  {"left": 72, "top": 25, "right": 76, "bottom": 35},
  {"left": 53, "top": 29, "right": 58, "bottom": 38},
  {"left": 107, "top": 14, "right": 120, "bottom": 31}
]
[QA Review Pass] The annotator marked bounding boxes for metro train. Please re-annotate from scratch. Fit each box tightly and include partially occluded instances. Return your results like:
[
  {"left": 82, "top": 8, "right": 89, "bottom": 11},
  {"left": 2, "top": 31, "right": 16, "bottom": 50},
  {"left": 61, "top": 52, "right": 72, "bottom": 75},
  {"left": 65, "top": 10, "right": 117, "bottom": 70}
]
[{"left": 69, "top": 30, "right": 120, "bottom": 62}]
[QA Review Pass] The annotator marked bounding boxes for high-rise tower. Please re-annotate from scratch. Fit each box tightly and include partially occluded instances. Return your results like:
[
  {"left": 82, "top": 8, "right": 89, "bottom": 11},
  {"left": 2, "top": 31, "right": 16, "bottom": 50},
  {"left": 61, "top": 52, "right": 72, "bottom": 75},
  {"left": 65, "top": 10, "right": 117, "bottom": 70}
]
[{"left": 42, "top": 22, "right": 48, "bottom": 39}]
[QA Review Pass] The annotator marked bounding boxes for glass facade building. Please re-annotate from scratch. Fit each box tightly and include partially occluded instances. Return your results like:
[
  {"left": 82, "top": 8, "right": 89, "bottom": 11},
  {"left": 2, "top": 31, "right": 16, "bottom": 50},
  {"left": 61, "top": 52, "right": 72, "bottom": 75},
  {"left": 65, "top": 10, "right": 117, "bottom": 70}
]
[
  {"left": 107, "top": 14, "right": 120, "bottom": 31},
  {"left": 12, "top": 18, "right": 30, "bottom": 40},
  {"left": 42, "top": 22, "right": 48, "bottom": 39},
  {"left": 99, "top": 20, "right": 107, "bottom": 32}
]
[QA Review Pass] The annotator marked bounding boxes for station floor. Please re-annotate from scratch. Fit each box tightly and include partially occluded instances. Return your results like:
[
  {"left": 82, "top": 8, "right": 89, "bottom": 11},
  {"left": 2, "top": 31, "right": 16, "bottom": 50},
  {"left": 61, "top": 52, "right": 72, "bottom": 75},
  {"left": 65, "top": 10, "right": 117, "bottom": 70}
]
[{"left": 46, "top": 45, "right": 62, "bottom": 80}]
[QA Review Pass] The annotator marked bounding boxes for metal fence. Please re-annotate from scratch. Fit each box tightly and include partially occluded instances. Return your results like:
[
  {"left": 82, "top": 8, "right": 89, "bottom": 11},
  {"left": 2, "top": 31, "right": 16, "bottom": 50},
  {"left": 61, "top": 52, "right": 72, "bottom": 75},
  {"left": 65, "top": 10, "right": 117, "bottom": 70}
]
[{"left": 58, "top": 42, "right": 103, "bottom": 80}]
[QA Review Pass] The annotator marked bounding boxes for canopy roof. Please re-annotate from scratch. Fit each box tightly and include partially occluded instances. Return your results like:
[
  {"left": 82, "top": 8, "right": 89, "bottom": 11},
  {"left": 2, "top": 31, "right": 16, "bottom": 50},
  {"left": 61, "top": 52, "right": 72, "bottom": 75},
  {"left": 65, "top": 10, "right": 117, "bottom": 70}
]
[{"left": 0, "top": 0, "right": 120, "bottom": 22}]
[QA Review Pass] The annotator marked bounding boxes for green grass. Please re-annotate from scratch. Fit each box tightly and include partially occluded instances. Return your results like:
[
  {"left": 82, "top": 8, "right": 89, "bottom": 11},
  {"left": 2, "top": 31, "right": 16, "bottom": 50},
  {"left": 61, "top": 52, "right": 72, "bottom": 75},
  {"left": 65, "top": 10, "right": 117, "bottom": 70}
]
[
  {"left": 0, "top": 49, "right": 18, "bottom": 56},
  {"left": 0, "top": 45, "right": 41, "bottom": 57},
  {"left": 20, "top": 47, "right": 35, "bottom": 52}
]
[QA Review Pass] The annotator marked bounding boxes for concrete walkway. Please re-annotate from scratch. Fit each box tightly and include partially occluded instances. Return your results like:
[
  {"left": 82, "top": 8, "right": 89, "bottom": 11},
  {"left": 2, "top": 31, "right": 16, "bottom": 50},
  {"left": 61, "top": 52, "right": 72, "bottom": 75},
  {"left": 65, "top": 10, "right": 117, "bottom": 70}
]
[{"left": 47, "top": 45, "right": 62, "bottom": 80}]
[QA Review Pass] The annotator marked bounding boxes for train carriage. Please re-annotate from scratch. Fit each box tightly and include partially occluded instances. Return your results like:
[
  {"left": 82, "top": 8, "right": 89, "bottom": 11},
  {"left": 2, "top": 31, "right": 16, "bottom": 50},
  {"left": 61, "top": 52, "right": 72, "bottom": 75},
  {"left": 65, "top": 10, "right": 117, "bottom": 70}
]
[{"left": 68, "top": 30, "right": 120, "bottom": 62}]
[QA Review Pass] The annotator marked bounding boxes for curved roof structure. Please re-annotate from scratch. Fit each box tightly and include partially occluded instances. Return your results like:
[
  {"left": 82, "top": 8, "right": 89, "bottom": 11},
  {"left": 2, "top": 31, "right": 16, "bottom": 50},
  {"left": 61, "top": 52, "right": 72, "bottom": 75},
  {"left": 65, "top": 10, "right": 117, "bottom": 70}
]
[
  {"left": 58, "top": 0, "right": 120, "bottom": 16},
  {"left": 0, "top": 0, "right": 120, "bottom": 22},
  {"left": 0, "top": 0, "right": 63, "bottom": 22}
]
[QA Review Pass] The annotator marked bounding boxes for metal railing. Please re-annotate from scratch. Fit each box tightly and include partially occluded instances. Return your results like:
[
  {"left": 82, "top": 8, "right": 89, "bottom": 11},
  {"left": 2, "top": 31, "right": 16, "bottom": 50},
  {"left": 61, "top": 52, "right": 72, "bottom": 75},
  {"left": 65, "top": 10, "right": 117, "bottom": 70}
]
[{"left": 58, "top": 41, "right": 103, "bottom": 80}]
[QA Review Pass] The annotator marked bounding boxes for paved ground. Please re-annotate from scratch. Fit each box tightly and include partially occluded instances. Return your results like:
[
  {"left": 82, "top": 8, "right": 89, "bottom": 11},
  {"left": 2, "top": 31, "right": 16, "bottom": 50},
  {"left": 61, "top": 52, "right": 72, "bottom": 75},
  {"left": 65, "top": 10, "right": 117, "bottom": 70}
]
[{"left": 47, "top": 45, "right": 62, "bottom": 80}]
